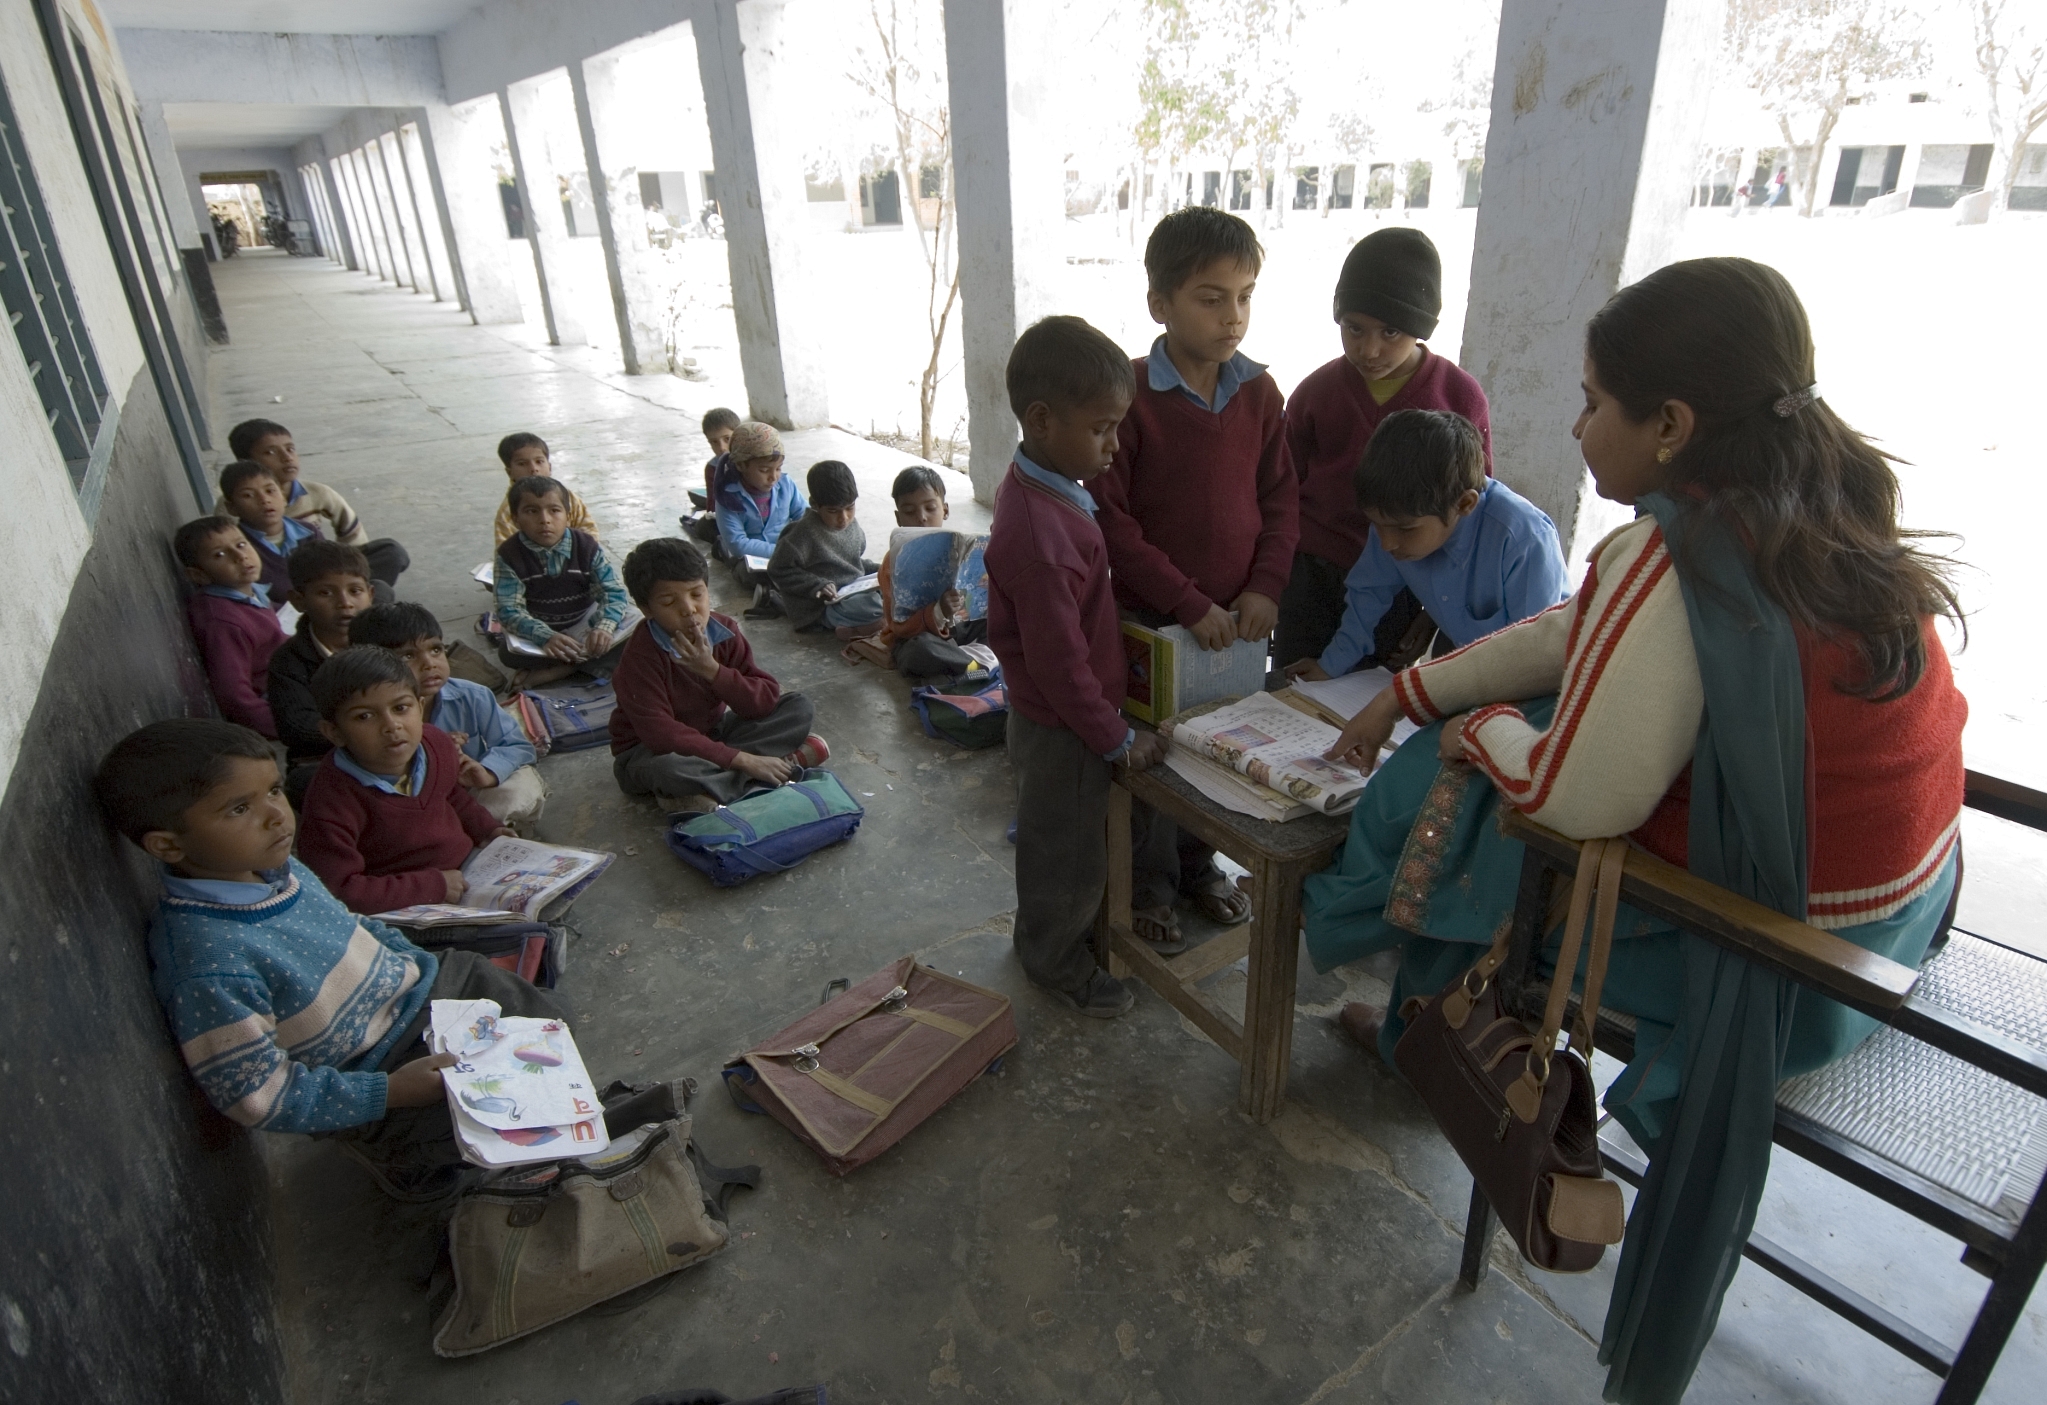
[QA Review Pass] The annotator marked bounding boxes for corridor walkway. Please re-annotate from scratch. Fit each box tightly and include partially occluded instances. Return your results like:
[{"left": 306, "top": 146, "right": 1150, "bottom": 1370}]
[{"left": 205, "top": 252, "right": 2042, "bottom": 1405}]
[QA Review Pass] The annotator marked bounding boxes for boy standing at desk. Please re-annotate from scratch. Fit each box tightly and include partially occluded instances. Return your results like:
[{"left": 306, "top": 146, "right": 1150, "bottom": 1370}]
[{"left": 988, "top": 316, "right": 1166, "bottom": 1019}]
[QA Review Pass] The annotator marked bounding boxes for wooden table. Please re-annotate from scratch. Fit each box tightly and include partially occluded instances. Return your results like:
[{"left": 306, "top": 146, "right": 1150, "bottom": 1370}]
[{"left": 1096, "top": 761, "right": 1349, "bottom": 1123}]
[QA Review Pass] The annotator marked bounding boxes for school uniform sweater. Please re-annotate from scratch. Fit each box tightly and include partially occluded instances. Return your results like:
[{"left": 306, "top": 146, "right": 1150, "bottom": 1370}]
[
  {"left": 186, "top": 588, "right": 288, "bottom": 737},
  {"left": 608, "top": 613, "right": 782, "bottom": 767},
  {"left": 986, "top": 463, "right": 1129, "bottom": 757},
  {"left": 767, "top": 512, "right": 879, "bottom": 630},
  {"left": 296, "top": 726, "right": 503, "bottom": 912},
  {"left": 1284, "top": 347, "right": 1493, "bottom": 571},
  {"left": 242, "top": 516, "right": 320, "bottom": 608},
  {"left": 149, "top": 859, "right": 432, "bottom": 1132},
  {"left": 213, "top": 479, "right": 369, "bottom": 547},
  {"left": 1095, "top": 364, "right": 1298, "bottom": 625},
  {"left": 1392, "top": 515, "right": 1967, "bottom": 929},
  {"left": 266, "top": 617, "right": 338, "bottom": 763}
]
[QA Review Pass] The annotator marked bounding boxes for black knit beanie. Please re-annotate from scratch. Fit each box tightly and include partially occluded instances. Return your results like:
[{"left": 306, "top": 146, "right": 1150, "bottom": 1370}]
[{"left": 1333, "top": 228, "right": 1442, "bottom": 340}]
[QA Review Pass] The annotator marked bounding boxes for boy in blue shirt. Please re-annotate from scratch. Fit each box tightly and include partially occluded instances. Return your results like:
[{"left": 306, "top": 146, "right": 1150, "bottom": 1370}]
[
  {"left": 93, "top": 718, "right": 566, "bottom": 1202},
  {"left": 350, "top": 602, "right": 548, "bottom": 832},
  {"left": 1284, "top": 410, "right": 1569, "bottom": 682},
  {"left": 220, "top": 458, "right": 319, "bottom": 607},
  {"left": 713, "top": 422, "right": 807, "bottom": 603}
]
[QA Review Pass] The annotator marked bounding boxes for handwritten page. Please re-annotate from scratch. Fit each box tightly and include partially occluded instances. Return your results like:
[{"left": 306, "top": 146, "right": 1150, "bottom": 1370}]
[{"left": 1290, "top": 668, "right": 1421, "bottom": 749}]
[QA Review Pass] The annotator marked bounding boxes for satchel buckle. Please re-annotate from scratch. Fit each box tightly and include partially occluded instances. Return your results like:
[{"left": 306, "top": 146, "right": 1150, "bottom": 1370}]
[
  {"left": 880, "top": 985, "right": 910, "bottom": 1013},
  {"left": 791, "top": 1042, "right": 821, "bottom": 1072}
]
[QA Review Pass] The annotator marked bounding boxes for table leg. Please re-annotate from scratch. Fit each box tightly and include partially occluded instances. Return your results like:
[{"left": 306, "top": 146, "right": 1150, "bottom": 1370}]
[
  {"left": 1238, "top": 856, "right": 1303, "bottom": 1122},
  {"left": 1097, "top": 780, "right": 1133, "bottom": 979}
]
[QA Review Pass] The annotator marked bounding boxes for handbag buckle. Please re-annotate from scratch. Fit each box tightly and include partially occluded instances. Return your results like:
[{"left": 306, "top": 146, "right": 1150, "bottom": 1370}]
[
  {"left": 880, "top": 985, "right": 910, "bottom": 1013},
  {"left": 791, "top": 1042, "right": 821, "bottom": 1072}
]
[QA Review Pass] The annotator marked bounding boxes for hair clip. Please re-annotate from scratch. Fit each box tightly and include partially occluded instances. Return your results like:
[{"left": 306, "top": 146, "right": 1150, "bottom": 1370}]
[{"left": 1771, "top": 384, "right": 1820, "bottom": 418}]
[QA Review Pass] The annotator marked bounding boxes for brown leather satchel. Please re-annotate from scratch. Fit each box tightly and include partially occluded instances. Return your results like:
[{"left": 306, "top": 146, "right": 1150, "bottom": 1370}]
[{"left": 1393, "top": 836, "right": 1631, "bottom": 1273}]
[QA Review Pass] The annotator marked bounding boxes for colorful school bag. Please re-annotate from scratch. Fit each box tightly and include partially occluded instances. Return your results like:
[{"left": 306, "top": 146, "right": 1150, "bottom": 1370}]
[
  {"left": 511, "top": 678, "right": 618, "bottom": 755},
  {"left": 907, "top": 675, "right": 1007, "bottom": 750},
  {"left": 664, "top": 769, "right": 864, "bottom": 887}
]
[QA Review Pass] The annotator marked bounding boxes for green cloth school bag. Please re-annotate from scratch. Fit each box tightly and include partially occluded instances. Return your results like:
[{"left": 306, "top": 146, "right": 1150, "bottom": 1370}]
[{"left": 665, "top": 769, "right": 864, "bottom": 887}]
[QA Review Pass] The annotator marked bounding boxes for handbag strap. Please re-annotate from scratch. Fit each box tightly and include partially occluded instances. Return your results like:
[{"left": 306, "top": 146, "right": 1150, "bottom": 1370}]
[
  {"left": 1506, "top": 835, "right": 1630, "bottom": 1123},
  {"left": 1568, "top": 838, "right": 1628, "bottom": 1060}
]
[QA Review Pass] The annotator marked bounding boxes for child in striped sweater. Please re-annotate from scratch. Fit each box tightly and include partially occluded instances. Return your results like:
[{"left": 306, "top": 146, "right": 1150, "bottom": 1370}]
[{"left": 97, "top": 718, "right": 565, "bottom": 1200}]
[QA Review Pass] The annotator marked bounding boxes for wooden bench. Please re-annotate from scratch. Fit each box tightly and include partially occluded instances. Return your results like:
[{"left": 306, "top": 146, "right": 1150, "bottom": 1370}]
[
  {"left": 1462, "top": 772, "right": 2047, "bottom": 1403},
  {"left": 1095, "top": 761, "right": 1348, "bottom": 1123}
]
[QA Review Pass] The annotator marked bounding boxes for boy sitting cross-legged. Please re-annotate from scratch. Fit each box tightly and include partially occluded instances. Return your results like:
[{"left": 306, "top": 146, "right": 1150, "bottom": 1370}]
[
  {"left": 268, "top": 540, "right": 375, "bottom": 793},
  {"left": 610, "top": 537, "right": 827, "bottom": 813},
  {"left": 878, "top": 466, "right": 989, "bottom": 682},
  {"left": 350, "top": 602, "right": 548, "bottom": 832},
  {"left": 1285, "top": 410, "right": 1568, "bottom": 684},
  {"left": 296, "top": 647, "right": 512, "bottom": 913},
  {"left": 491, "top": 431, "right": 600, "bottom": 545},
  {"left": 178, "top": 514, "right": 287, "bottom": 737},
  {"left": 224, "top": 417, "right": 409, "bottom": 591},
  {"left": 988, "top": 316, "right": 1167, "bottom": 1019},
  {"left": 493, "top": 474, "right": 636, "bottom": 688},
  {"left": 94, "top": 718, "right": 565, "bottom": 1201},
  {"left": 221, "top": 458, "right": 321, "bottom": 608},
  {"left": 1095, "top": 207, "right": 1300, "bottom": 942},
  {"left": 767, "top": 460, "right": 884, "bottom": 636}
]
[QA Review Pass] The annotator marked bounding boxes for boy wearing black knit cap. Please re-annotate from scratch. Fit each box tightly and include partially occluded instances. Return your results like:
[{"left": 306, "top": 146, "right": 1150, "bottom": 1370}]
[{"left": 1276, "top": 228, "right": 1494, "bottom": 671}]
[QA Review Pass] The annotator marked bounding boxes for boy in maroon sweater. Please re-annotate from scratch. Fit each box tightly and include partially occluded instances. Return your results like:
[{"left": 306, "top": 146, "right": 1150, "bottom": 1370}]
[
  {"left": 609, "top": 537, "right": 825, "bottom": 811},
  {"left": 178, "top": 515, "right": 287, "bottom": 737},
  {"left": 1277, "top": 228, "right": 1492, "bottom": 669},
  {"left": 988, "top": 317, "right": 1165, "bottom": 1018},
  {"left": 296, "top": 647, "right": 510, "bottom": 913},
  {"left": 1094, "top": 208, "right": 1297, "bottom": 937}
]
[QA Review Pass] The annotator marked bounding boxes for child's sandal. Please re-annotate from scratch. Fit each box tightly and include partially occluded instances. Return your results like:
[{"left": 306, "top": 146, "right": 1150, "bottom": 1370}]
[
  {"left": 1131, "top": 905, "right": 1188, "bottom": 956},
  {"left": 1189, "top": 870, "right": 1252, "bottom": 926}
]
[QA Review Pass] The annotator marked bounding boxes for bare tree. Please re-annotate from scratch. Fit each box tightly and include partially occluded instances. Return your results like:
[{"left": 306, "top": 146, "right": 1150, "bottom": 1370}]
[
  {"left": 1135, "top": 0, "right": 1228, "bottom": 228},
  {"left": 1972, "top": 0, "right": 2047, "bottom": 211},
  {"left": 1732, "top": 0, "right": 1928, "bottom": 216},
  {"left": 848, "top": 0, "right": 960, "bottom": 462}
]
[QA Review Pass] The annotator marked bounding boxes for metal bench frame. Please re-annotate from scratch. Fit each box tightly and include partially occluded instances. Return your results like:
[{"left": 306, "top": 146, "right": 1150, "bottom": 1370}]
[{"left": 1459, "top": 771, "right": 2047, "bottom": 1404}]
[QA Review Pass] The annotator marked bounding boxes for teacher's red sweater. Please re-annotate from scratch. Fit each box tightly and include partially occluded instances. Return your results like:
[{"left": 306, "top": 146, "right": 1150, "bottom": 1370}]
[
  {"left": 296, "top": 726, "right": 502, "bottom": 913},
  {"left": 1284, "top": 346, "right": 1492, "bottom": 571},
  {"left": 1095, "top": 366, "right": 1298, "bottom": 626}
]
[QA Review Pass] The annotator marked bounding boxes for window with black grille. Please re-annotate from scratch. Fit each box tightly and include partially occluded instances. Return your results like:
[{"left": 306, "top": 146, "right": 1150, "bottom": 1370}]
[{"left": 0, "top": 72, "right": 108, "bottom": 495}]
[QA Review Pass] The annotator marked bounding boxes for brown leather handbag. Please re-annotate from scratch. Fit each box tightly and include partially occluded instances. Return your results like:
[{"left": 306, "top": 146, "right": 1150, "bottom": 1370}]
[{"left": 1393, "top": 836, "right": 1631, "bottom": 1273}]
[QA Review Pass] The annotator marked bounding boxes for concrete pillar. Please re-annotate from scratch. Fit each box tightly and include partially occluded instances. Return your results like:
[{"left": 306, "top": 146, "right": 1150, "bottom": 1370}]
[
  {"left": 418, "top": 97, "right": 523, "bottom": 324},
  {"left": 1457, "top": 0, "right": 1719, "bottom": 563},
  {"left": 694, "top": 0, "right": 828, "bottom": 428},
  {"left": 366, "top": 133, "right": 421, "bottom": 291},
  {"left": 396, "top": 123, "right": 455, "bottom": 299},
  {"left": 320, "top": 153, "right": 361, "bottom": 270},
  {"left": 382, "top": 128, "right": 444, "bottom": 299},
  {"left": 135, "top": 101, "right": 204, "bottom": 251},
  {"left": 942, "top": 0, "right": 1063, "bottom": 501},
  {"left": 346, "top": 148, "right": 392, "bottom": 280},
  {"left": 571, "top": 53, "right": 671, "bottom": 374},
  {"left": 500, "top": 82, "right": 584, "bottom": 345}
]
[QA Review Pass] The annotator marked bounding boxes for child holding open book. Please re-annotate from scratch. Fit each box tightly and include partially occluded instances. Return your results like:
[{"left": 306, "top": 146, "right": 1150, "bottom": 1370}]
[{"left": 879, "top": 467, "right": 990, "bottom": 683}]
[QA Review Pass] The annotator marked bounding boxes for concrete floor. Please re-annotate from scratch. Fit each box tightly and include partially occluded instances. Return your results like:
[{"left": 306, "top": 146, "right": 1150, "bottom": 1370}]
[{"left": 203, "top": 250, "right": 2045, "bottom": 1405}]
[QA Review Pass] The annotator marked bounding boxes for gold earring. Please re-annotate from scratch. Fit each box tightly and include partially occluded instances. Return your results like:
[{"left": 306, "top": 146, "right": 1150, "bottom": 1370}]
[{"left": 1655, "top": 447, "right": 1673, "bottom": 464}]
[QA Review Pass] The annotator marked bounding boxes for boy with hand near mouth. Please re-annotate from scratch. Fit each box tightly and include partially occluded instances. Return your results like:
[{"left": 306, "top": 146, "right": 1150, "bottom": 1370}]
[
  {"left": 767, "top": 460, "right": 883, "bottom": 636},
  {"left": 225, "top": 418, "right": 409, "bottom": 592},
  {"left": 1094, "top": 208, "right": 1298, "bottom": 936},
  {"left": 987, "top": 316, "right": 1166, "bottom": 1019},
  {"left": 1276, "top": 228, "right": 1492, "bottom": 670},
  {"left": 610, "top": 537, "right": 825, "bottom": 812},
  {"left": 492, "top": 475, "right": 636, "bottom": 687},
  {"left": 1284, "top": 411, "right": 1566, "bottom": 683},
  {"left": 878, "top": 466, "right": 989, "bottom": 682},
  {"left": 491, "top": 432, "right": 600, "bottom": 545},
  {"left": 350, "top": 602, "right": 547, "bottom": 831},
  {"left": 96, "top": 717, "right": 566, "bottom": 1201},
  {"left": 295, "top": 647, "right": 512, "bottom": 914},
  {"left": 221, "top": 459, "right": 320, "bottom": 607},
  {"left": 268, "top": 540, "right": 376, "bottom": 781},
  {"left": 178, "top": 514, "right": 287, "bottom": 737}
]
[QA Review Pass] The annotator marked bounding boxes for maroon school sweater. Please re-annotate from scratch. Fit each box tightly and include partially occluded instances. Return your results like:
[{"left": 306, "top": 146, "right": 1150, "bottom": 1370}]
[
  {"left": 986, "top": 465, "right": 1128, "bottom": 757},
  {"left": 296, "top": 726, "right": 502, "bottom": 912},
  {"left": 607, "top": 615, "right": 781, "bottom": 768},
  {"left": 186, "top": 590, "right": 287, "bottom": 738},
  {"left": 1284, "top": 346, "right": 1493, "bottom": 570},
  {"left": 1095, "top": 365, "right": 1298, "bottom": 626}
]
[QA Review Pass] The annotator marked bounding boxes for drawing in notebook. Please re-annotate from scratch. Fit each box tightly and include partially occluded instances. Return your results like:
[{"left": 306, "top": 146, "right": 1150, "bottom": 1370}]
[
  {"left": 430, "top": 999, "right": 607, "bottom": 1166},
  {"left": 374, "top": 836, "right": 613, "bottom": 926}
]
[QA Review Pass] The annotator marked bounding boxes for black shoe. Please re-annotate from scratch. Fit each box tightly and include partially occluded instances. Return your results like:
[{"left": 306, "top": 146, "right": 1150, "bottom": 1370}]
[{"left": 1061, "top": 968, "right": 1135, "bottom": 1019}]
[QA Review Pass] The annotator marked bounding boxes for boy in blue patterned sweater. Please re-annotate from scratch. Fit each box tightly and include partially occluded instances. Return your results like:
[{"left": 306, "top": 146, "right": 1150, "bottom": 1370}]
[{"left": 95, "top": 718, "right": 566, "bottom": 1200}]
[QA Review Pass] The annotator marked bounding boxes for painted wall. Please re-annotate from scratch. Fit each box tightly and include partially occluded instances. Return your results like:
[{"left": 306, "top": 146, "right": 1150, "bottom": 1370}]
[
  {"left": 115, "top": 27, "right": 442, "bottom": 108},
  {"left": 0, "top": 5, "right": 280, "bottom": 1399},
  {"left": 437, "top": 0, "right": 696, "bottom": 106}
]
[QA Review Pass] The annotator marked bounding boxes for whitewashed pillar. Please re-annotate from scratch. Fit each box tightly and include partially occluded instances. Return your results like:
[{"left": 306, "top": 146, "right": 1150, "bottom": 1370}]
[
  {"left": 500, "top": 83, "right": 584, "bottom": 346},
  {"left": 570, "top": 54, "right": 671, "bottom": 374},
  {"left": 418, "top": 98, "right": 523, "bottom": 324}
]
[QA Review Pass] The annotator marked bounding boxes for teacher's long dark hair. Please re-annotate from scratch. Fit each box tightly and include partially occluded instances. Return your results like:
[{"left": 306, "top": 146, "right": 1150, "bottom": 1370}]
[{"left": 1585, "top": 256, "right": 1960, "bottom": 700}]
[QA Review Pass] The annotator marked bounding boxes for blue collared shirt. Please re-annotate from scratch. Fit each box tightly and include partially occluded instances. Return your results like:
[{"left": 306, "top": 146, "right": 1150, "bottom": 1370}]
[
  {"left": 427, "top": 677, "right": 537, "bottom": 783},
  {"left": 160, "top": 865, "right": 294, "bottom": 906},
  {"left": 1145, "top": 334, "right": 1265, "bottom": 414},
  {"left": 647, "top": 615, "right": 734, "bottom": 662},
  {"left": 330, "top": 742, "right": 430, "bottom": 796},
  {"left": 1012, "top": 449, "right": 1098, "bottom": 516},
  {"left": 1319, "top": 479, "right": 1572, "bottom": 677},
  {"left": 201, "top": 582, "right": 272, "bottom": 608}
]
